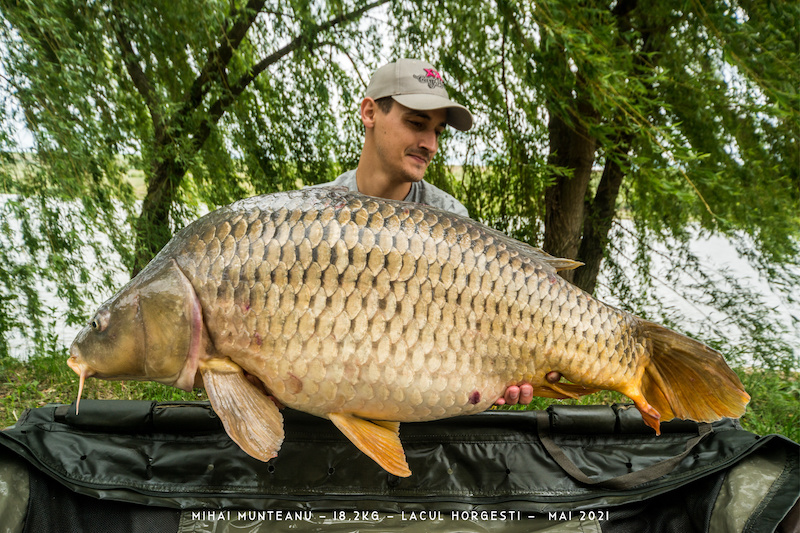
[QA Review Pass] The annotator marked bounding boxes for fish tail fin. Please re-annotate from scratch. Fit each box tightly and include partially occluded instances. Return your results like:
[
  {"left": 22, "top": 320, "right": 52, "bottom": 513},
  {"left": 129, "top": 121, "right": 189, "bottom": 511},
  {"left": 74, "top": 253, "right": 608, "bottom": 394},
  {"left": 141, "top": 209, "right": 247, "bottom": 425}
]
[{"left": 629, "top": 321, "right": 750, "bottom": 434}]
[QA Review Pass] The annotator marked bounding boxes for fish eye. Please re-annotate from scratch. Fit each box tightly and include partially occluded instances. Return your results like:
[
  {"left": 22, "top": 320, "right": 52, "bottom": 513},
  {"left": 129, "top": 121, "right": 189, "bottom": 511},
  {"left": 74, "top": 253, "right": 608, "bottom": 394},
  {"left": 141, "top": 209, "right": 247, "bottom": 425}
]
[{"left": 90, "top": 310, "right": 109, "bottom": 332}]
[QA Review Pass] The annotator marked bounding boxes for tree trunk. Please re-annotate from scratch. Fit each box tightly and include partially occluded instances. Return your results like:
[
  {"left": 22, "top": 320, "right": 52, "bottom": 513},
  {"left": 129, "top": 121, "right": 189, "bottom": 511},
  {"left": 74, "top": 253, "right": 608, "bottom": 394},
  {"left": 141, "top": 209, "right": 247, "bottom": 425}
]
[
  {"left": 122, "top": 0, "right": 390, "bottom": 276},
  {"left": 132, "top": 156, "right": 186, "bottom": 275},
  {"left": 542, "top": 0, "right": 651, "bottom": 293},
  {"left": 572, "top": 139, "right": 630, "bottom": 293},
  {"left": 542, "top": 100, "right": 598, "bottom": 284}
]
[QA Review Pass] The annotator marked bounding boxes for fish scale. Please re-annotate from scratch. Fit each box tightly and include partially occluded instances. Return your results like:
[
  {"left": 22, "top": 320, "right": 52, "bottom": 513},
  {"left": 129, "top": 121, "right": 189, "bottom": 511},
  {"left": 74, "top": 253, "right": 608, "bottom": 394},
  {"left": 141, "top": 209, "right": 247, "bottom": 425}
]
[
  {"left": 68, "top": 187, "right": 749, "bottom": 477},
  {"left": 235, "top": 195, "right": 481, "bottom": 416}
]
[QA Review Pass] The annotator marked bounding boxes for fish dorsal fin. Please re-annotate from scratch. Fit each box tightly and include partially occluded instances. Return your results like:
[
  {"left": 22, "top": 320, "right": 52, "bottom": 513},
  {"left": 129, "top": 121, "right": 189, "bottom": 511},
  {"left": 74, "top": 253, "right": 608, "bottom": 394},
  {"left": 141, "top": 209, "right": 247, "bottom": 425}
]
[
  {"left": 328, "top": 413, "right": 411, "bottom": 478},
  {"left": 531, "top": 248, "right": 584, "bottom": 272},
  {"left": 201, "top": 358, "right": 284, "bottom": 462},
  {"left": 547, "top": 258, "right": 584, "bottom": 272}
]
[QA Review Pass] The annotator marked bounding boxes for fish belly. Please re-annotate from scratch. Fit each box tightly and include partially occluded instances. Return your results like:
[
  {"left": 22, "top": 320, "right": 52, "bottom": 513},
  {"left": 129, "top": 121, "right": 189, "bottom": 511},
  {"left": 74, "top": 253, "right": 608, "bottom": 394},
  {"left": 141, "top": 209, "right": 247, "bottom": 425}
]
[{"left": 176, "top": 189, "right": 640, "bottom": 421}]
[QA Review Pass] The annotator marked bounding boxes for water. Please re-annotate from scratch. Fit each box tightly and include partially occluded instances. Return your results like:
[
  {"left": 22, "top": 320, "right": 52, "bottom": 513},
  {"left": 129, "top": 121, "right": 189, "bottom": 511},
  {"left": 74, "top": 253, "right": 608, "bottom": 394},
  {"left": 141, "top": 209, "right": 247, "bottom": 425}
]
[
  {"left": 597, "top": 224, "right": 799, "bottom": 363},
  {"left": 1, "top": 194, "right": 131, "bottom": 360}
]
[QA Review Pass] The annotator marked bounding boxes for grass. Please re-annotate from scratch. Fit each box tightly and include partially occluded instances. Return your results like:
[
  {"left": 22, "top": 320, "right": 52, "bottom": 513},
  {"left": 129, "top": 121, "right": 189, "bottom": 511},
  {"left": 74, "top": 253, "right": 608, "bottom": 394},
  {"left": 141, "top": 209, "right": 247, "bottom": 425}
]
[
  {"left": 1, "top": 352, "right": 797, "bottom": 443},
  {"left": 1, "top": 351, "right": 205, "bottom": 425},
  {"left": 126, "top": 168, "right": 148, "bottom": 198}
]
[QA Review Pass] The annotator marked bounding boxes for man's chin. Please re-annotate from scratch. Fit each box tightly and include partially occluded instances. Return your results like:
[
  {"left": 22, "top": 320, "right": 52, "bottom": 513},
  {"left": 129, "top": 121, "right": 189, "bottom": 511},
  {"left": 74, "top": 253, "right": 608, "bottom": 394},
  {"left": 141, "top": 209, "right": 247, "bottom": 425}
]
[{"left": 401, "top": 165, "right": 428, "bottom": 183}]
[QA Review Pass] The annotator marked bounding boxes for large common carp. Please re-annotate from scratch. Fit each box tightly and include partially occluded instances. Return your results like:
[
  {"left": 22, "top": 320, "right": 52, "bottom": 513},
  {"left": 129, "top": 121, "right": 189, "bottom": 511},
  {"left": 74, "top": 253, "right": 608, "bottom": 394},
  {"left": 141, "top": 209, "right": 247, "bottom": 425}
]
[{"left": 68, "top": 188, "right": 749, "bottom": 477}]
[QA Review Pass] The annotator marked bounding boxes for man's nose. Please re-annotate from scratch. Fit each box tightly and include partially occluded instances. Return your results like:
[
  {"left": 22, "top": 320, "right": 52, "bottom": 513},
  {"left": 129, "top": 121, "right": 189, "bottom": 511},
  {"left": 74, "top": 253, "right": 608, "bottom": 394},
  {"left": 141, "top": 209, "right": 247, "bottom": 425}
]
[{"left": 418, "top": 129, "right": 438, "bottom": 154}]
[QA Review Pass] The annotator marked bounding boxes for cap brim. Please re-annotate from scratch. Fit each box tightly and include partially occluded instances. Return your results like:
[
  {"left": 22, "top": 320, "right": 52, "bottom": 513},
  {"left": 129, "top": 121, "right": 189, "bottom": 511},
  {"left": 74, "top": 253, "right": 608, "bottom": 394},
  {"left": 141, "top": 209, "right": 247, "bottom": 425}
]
[{"left": 392, "top": 94, "right": 473, "bottom": 132}]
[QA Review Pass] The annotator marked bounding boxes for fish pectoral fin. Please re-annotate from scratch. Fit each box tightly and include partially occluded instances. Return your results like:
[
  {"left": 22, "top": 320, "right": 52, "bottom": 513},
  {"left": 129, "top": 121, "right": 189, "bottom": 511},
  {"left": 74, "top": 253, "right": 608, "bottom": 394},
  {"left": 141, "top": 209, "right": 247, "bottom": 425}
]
[
  {"left": 531, "top": 382, "right": 600, "bottom": 400},
  {"left": 200, "top": 358, "right": 284, "bottom": 462},
  {"left": 328, "top": 413, "right": 411, "bottom": 478}
]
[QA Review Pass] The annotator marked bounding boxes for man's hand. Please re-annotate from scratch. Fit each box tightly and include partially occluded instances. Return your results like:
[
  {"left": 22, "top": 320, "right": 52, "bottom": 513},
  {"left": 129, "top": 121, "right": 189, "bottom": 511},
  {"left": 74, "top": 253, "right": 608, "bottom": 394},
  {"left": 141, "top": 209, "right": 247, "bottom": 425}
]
[
  {"left": 495, "top": 372, "right": 563, "bottom": 406},
  {"left": 495, "top": 383, "right": 534, "bottom": 406}
]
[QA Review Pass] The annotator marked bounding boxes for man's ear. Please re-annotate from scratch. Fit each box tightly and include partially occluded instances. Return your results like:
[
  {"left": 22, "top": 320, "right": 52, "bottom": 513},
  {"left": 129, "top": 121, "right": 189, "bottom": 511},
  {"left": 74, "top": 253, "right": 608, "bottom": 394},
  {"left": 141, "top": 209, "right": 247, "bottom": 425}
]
[{"left": 360, "top": 97, "right": 377, "bottom": 129}]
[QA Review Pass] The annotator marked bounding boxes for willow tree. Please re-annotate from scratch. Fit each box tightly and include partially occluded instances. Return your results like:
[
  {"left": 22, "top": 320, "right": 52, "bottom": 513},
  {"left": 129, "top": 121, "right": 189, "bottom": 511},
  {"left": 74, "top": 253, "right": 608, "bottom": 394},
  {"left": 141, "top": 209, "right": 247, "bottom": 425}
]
[
  {"left": 0, "top": 0, "right": 387, "bottom": 356},
  {"left": 396, "top": 0, "right": 799, "bottom": 368},
  {"left": 1, "top": 0, "right": 388, "bottom": 272},
  {"left": 1, "top": 0, "right": 797, "bottom": 369}
]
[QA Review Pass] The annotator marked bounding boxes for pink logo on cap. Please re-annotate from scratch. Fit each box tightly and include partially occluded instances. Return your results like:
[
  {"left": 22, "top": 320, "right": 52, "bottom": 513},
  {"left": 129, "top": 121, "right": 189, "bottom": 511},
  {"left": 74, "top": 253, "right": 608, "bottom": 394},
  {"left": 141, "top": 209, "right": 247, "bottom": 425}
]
[
  {"left": 413, "top": 68, "right": 445, "bottom": 90},
  {"left": 424, "top": 68, "right": 443, "bottom": 80}
]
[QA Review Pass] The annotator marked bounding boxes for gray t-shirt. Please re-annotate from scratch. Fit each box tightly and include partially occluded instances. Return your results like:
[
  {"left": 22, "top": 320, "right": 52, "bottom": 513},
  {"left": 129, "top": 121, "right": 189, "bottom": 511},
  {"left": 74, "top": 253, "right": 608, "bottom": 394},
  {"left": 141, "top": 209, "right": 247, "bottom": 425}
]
[{"left": 312, "top": 170, "right": 469, "bottom": 218}]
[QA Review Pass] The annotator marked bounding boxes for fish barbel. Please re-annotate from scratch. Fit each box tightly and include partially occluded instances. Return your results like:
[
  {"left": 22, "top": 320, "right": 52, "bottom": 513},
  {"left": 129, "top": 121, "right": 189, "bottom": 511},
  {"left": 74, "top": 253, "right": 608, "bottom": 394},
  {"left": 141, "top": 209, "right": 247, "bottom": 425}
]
[{"left": 68, "top": 188, "right": 749, "bottom": 477}]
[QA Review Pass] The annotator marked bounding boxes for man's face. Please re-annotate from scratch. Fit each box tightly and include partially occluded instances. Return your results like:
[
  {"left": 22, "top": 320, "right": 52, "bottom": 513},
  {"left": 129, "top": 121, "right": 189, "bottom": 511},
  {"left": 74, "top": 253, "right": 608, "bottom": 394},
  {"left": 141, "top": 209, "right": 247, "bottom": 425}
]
[{"left": 371, "top": 101, "right": 447, "bottom": 184}]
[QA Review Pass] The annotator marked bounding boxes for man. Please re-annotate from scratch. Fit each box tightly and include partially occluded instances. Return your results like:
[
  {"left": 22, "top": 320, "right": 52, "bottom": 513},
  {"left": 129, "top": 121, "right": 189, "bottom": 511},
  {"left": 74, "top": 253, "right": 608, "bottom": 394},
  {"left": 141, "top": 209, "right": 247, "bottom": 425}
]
[
  {"left": 316, "top": 58, "right": 536, "bottom": 406},
  {"left": 313, "top": 58, "right": 470, "bottom": 217}
]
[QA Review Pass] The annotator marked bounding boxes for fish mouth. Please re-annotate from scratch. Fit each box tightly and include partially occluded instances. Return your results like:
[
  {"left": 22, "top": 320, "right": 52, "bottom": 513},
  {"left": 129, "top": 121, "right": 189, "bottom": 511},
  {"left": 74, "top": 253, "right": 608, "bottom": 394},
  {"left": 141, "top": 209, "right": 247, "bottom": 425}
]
[{"left": 67, "top": 350, "right": 95, "bottom": 415}]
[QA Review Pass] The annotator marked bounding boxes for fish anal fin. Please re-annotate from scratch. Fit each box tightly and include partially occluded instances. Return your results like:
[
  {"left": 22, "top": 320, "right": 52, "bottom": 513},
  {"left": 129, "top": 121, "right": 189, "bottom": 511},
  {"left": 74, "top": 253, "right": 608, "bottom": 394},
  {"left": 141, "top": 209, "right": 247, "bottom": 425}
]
[
  {"left": 328, "top": 413, "right": 411, "bottom": 478},
  {"left": 621, "top": 387, "right": 663, "bottom": 435},
  {"left": 531, "top": 382, "right": 599, "bottom": 400},
  {"left": 372, "top": 419, "right": 401, "bottom": 433},
  {"left": 200, "top": 358, "right": 284, "bottom": 462}
]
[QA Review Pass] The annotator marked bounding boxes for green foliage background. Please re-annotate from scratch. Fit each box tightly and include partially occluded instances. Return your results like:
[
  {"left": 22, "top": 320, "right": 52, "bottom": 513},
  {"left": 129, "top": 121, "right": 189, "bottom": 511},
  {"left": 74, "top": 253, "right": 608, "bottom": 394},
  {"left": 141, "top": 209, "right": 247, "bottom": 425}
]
[{"left": 0, "top": 0, "right": 797, "bottom": 378}]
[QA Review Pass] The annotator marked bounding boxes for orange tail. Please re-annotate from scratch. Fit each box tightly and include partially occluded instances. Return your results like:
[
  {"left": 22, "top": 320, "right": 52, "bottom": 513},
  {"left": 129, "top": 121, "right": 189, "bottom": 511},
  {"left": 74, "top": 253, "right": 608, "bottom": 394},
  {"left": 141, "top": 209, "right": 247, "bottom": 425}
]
[{"left": 625, "top": 321, "right": 750, "bottom": 434}]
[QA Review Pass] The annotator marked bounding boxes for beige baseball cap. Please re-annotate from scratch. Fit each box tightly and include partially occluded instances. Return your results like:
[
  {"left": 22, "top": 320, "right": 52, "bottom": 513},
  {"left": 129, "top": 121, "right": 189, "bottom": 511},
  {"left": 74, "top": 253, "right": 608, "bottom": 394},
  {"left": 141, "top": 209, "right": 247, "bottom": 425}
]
[{"left": 365, "top": 58, "right": 474, "bottom": 131}]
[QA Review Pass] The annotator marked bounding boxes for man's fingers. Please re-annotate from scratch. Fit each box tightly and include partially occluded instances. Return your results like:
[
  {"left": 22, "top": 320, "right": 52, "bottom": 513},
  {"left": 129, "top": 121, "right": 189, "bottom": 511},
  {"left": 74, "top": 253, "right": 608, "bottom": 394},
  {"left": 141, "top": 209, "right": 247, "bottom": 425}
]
[
  {"left": 502, "top": 385, "right": 521, "bottom": 406},
  {"left": 519, "top": 383, "right": 534, "bottom": 404}
]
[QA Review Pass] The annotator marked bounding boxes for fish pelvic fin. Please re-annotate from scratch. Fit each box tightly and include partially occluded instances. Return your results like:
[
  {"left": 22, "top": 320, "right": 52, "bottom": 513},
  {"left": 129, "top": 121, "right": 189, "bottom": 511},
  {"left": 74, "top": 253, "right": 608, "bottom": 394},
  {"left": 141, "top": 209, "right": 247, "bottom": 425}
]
[
  {"left": 328, "top": 413, "right": 411, "bottom": 478},
  {"left": 201, "top": 358, "right": 284, "bottom": 462},
  {"left": 634, "top": 321, "right": 750, "bottom": 432}
]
